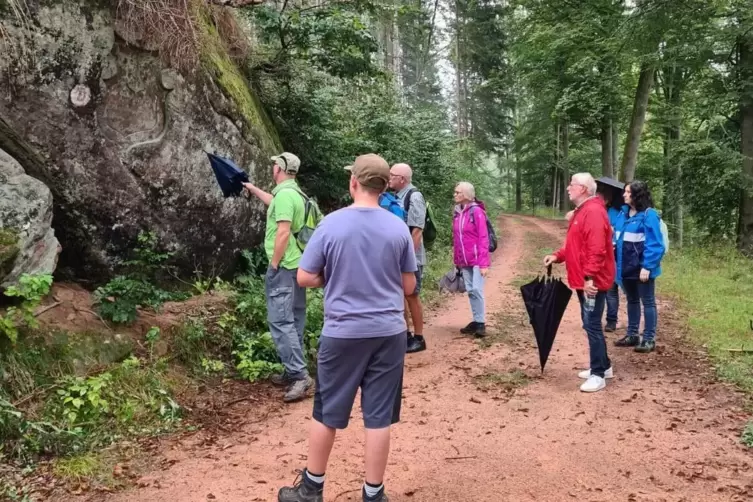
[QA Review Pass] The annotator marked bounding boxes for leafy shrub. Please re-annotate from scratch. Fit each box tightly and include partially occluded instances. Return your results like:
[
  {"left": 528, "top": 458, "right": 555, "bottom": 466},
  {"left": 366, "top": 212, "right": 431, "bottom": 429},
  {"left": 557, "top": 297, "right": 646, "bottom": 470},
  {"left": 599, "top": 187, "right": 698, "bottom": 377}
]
[{"left": 0, "top": 274, "right": 53, "bottom": 344}]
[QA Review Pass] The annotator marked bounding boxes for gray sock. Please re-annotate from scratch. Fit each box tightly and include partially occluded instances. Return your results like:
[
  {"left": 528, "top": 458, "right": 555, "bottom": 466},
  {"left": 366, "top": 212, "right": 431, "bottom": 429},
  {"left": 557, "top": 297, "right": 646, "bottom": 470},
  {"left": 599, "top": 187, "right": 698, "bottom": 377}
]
[{"left": 364, "top": 482, "right": 383, "bottom": 498}]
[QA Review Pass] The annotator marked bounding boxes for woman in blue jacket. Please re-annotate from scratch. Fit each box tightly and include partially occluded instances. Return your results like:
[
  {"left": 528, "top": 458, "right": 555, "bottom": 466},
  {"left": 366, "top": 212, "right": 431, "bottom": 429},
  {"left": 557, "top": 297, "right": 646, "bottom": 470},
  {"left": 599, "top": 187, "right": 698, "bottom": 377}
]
[{"left": 613, "top": 180, "right": 666, "bottom": 353}]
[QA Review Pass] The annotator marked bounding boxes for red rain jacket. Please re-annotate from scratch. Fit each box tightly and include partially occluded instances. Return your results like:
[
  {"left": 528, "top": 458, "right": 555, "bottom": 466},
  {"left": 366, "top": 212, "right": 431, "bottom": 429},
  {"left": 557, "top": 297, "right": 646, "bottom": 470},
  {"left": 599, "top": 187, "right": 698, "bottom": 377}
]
[{"left": 553, "top": 197, "right": 616, "bottom": 291}]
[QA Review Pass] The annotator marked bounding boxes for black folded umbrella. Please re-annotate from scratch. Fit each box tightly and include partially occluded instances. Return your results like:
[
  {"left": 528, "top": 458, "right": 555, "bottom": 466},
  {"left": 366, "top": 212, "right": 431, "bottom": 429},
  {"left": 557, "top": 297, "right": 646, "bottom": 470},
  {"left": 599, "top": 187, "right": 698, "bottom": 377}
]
[
  {"left": 206, "top": 151, "right": 249, "bottom": 197},
  {"left": 520, "top": 265, "right": 572, "bottom": 373}
]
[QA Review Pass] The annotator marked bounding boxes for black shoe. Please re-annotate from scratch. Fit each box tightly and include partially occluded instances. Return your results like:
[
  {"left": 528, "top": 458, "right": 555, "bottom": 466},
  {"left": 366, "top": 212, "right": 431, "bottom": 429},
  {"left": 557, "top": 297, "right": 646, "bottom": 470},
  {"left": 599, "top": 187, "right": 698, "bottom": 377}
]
[
  {"left": 363, "top": 485, "right": 389, "bottom": 502},
  {"left": 604, "top": 322, "right": 617, "bottom": 333},
  {"left": 634, "top": 339, "right": 656, "bottom": 353},
  {"left": 278, "top": 469, "right": 324, "bottom": 502},
  {"left": 473, "top": 323, "right": 486, "bottom": 338},
  {"left": 406, "top": 335, "right": 426, "bottom": 353},
  {"left": 460, "top": 322, "right": 478, "bottom": 334},
  {"left": 270, "top": 372, "right": 292, "bottom": 387},
  {"left": 614, "top": 335, "right": 640, "bottom": 347}
]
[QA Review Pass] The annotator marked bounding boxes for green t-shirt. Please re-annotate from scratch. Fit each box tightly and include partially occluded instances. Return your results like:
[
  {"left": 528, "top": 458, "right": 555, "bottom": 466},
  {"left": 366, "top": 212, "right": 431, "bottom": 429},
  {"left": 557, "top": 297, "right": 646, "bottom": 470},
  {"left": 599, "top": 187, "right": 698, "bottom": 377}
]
[{"left": 265, "top": 179, "right": 305, "bottom": 270}]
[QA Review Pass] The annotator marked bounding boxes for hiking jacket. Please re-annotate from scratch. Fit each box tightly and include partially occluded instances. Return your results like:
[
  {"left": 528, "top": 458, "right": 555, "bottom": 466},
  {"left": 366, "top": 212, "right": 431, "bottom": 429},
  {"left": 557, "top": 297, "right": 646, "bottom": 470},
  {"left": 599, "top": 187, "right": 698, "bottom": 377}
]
[
  {"left": 452, "top": 200, "right": 490, "bottom": 268},
  {"left": 553, "top": 197, "right": 616, "bottom": 291},
  {"left": 613, "top": 205, "right": 665, "bottom": 283}
]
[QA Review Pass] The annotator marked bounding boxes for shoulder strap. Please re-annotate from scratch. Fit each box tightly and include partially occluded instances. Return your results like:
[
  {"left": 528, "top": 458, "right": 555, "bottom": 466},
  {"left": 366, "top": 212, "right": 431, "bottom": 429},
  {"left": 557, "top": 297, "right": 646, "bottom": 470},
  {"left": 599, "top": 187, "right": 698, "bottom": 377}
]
[
  {"left": 404, "top": 188, "right": 417, "bottom": 215},
  {"left": 278, "top": 186, "right": 309, "bottom": 202}
]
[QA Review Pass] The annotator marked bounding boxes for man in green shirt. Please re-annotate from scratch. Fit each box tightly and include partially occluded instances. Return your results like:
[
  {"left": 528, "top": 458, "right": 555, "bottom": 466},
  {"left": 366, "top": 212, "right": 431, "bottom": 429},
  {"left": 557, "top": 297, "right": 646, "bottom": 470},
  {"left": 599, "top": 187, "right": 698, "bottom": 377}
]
[{"left": 243, "top": 152, "right": 313, "bottom": 403}]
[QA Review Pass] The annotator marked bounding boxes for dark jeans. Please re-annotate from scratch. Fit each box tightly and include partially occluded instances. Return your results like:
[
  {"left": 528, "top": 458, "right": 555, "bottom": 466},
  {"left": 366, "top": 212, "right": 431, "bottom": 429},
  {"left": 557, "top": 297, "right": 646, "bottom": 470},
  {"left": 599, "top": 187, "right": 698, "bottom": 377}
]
[
  {"left": 622, "top": 279, "right": 657, "bottom": 341},
  {"left": 605, "top": 282, "right": 619, "bottom": 324},
  {"left": 577, "top": 290, "right": 612, "bottom": 378}
]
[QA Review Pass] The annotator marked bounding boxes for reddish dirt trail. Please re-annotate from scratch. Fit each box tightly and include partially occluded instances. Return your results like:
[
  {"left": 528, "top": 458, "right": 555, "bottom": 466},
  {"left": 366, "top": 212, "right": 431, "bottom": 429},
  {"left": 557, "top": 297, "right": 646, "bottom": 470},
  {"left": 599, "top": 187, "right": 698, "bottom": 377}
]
[{"left": 100, "top": 215, "right": 752, "bottom": 502}]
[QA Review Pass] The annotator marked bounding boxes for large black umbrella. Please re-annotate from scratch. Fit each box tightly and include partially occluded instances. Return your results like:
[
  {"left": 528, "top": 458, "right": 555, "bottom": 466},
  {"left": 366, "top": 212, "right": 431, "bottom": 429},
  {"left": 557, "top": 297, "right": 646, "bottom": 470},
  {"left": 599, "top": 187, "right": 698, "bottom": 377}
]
[
  {"left": 206, "top": 151, "right": 249, "bottom": 197},
  {"left": 596, "top": 176, "right": 625, "bottom": 208},
  {"left": 520, "top": 265, "right": 572, "bottom": 373}
]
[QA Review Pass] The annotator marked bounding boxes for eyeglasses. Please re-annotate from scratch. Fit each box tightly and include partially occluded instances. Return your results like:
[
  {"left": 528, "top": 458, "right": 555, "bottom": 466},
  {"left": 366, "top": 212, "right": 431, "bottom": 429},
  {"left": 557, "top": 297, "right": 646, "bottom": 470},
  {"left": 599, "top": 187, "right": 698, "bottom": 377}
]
[{"left": 389, "top": 173, "right": 403, "bottom": 179}]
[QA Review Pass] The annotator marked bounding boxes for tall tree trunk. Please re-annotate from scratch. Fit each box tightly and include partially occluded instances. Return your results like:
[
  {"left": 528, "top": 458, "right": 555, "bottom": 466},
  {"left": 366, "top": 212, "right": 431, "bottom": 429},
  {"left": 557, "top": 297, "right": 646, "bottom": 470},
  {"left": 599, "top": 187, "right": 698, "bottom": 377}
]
[
  {"left": 515, "top": 159, "right": 522, "bottom": 211},
  {"left": 454, "top": 0, "right": 464, "bottom": 138},
  {"left": 552, "top": 122, "right": 560, "bottom": 207},
  {"left": 601, "top": 117, "right": 613, "bottom": 177},
  {"left": 620, "top": 64, "right": 655, "bottom": 182},
  {"left": 559, "top": 121, "right": 569, "bottom": 212},
  {"left": 738, "top": 36, "right": 753, "bottom": 255},
  {"left": 661, "top": 65, "right": 684, "bottom": 247},
  {"left": 611, "top": 120, "right": 619, "bottom": 171}
]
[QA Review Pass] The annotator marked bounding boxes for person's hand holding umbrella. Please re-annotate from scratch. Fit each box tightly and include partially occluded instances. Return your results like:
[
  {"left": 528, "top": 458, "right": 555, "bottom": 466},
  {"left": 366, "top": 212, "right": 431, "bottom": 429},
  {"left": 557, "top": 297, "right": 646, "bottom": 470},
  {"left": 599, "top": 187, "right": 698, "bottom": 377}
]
[{"left": 543, "top": 254, "right": 557, "bottom": 267}]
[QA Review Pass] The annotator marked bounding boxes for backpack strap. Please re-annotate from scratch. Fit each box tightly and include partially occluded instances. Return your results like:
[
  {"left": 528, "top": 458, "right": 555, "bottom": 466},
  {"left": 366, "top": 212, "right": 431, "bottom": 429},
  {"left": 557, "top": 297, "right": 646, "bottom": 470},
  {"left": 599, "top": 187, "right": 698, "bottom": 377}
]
[{"left": 403, "top": 188, "right": 417, "bottom": 218}]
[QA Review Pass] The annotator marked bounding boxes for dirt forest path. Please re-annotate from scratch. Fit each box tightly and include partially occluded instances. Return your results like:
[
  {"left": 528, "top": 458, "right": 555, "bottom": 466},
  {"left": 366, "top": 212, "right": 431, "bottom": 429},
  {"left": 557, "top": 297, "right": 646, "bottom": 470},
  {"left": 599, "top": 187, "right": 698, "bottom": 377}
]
[{"left": 102, "top": 215, "right": 753, "bottom": 502}]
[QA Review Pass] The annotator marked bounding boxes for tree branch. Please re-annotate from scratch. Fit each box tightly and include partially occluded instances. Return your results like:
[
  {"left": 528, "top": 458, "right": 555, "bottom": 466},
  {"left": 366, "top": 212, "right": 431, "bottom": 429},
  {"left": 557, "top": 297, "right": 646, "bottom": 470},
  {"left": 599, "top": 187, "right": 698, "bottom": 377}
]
[{"left": 209, "top": 0, "right": 266, "bottom": 7}]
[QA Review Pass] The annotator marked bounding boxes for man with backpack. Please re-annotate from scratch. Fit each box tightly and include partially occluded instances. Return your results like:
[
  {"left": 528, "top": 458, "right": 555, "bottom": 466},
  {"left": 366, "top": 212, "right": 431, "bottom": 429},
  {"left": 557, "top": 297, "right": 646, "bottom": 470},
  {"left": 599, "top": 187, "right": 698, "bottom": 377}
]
[
  {"left": 243, "top": 152, "right": 318, "bottom": 403},
  {"left": 389, "top": 163, "right": 428, "bottom": 353}
]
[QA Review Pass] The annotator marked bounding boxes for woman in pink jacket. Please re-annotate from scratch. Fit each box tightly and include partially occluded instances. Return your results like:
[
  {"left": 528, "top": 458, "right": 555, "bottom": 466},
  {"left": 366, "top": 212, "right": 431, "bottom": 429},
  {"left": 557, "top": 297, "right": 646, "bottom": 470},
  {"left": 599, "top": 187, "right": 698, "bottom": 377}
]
[{"left": 452, "top": 182, "right": 491, "bottom": 337}]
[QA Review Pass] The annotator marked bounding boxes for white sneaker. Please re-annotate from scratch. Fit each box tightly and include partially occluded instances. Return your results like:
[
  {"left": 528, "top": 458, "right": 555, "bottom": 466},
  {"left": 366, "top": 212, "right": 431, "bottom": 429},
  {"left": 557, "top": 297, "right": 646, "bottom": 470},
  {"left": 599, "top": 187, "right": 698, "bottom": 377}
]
[
  {"left": 578, "top": 367, "right": 613, "bottom": 379},
  {"left": 580, "top": 375, "right": 606, "bottom": 392}
]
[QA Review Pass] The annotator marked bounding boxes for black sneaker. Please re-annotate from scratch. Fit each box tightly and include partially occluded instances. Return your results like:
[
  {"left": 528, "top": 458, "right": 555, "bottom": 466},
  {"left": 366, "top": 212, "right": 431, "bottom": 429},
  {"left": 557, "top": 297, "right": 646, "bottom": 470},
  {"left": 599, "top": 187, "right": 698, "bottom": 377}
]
[
  {"left": 634, "top": 339, "right": 656, "bottom": 353},
  {"left": 460, "top": 322, "right": 478, "bottom": 334},
  {"left": 278, "top": 469, "right": 324, "bottom": 502},
  {"left": 473, "top": 323, "right": 486, "bottom": 338},
  {"left": 406, "top": 335, "right": 426, "bottom": 353},
  {"left": 363, "top": 485, "right": 389, "bottom": 502},
  {"left": 283, "top": 376, "right": 314, "bottom": 403},
  {"left": 614, "top": 335, "right": 640, "bottom": 347},
  {"left": 604, "top": 322, "right": 617, "bottom": 333},
  {"left": 270, "top": 372, "right": 292, "bottom": 387}
]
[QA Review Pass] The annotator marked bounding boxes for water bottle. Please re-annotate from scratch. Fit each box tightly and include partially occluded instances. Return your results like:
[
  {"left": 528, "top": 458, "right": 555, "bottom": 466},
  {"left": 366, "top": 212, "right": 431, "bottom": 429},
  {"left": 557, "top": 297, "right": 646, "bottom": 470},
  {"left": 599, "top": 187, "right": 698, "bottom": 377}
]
[{"left": 584, "top": 294, "right": 596, "bottom": 312}]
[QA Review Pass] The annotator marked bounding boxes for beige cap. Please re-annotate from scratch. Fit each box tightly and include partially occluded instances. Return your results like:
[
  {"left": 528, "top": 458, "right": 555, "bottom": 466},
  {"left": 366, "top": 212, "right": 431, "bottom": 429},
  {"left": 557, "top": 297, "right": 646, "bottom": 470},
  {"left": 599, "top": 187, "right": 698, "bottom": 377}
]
[
  {"left": 344, "top": 154, "right": 390, "bottom": 191},
  {"left": 271, "top": 152, "right": 301, "bottom": 174}
]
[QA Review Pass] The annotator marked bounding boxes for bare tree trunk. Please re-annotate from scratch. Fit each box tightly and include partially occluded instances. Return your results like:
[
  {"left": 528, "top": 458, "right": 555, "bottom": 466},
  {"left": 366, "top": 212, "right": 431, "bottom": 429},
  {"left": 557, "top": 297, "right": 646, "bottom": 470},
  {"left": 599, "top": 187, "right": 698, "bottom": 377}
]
[
  {"left": 601, "top": 118, "right": 613, "bottom": 177},
  {"left": 660, "top": 64, "right": 684, "bottom": 247},
  {"left": 552, "top": 122, "right": 560, "bottom": 207},
  {"left": 738, "top": 36, "right": 753, "bottom": 255},
  {"left": 454, "top": 0, "right": 464, "bottom": 138},
  {"left": 559, "top": 121, "right": 569, "bottom": 212},
  {"left": 620, "top": 64, "right": 655, "bottom": 182},
  {"left": 611, "top": 120, "right": 619, "bottom": 172}
]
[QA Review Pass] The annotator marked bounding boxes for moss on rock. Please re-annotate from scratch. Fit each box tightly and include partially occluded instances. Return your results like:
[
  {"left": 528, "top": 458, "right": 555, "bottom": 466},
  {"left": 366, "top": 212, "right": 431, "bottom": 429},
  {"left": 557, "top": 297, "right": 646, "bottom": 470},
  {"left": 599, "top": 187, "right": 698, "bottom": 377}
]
[
  {"left": 195, "top": 4, "right": 282, "bottom": 154},
  {"left": 0, "top": 227, "right": 20, "bottom": 278}
]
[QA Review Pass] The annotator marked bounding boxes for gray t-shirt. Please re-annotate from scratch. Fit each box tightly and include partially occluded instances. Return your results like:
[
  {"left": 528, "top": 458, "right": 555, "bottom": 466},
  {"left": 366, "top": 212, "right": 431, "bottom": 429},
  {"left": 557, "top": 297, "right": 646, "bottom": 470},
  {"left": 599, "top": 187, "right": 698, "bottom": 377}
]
[
  {"left": 299, "top": 207, "right": 418, "bottom": 338},
  {"left": 396, "top": 184, "right": 426, "bottom": 266}
]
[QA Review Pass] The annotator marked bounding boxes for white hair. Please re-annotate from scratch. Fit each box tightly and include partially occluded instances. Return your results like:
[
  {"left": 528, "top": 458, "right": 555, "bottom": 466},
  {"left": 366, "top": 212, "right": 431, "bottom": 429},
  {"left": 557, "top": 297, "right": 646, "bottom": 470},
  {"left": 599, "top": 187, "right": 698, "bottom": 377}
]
[
  {"left": 572, "top": 173, "right": 597, "bottom": 196},
  {"left": 456, "top": 181, "right": 475, "bottom": 200},
  {"left": 392, "top": 163, "right": 412, "bottom": 183}
]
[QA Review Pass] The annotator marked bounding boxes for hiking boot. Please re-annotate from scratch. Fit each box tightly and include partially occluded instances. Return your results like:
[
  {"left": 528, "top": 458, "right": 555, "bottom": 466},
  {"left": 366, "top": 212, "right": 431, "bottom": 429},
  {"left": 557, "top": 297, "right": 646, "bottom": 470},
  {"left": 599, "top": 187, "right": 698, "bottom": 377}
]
[
  {"left": 580, "top": 375, "right": 606, "bottom": 393},
  {"left": 634, "top": 339, "right": 656, "bottom": 353},
  {"left": 460, "top": 322, "right": 478, "bottom": 334},
  {"left": 406, "top": 335, "right": 426, "bottom": 353},
  {"left": 270, "top": 372, "right": 292, "bottom": 387},
  {"left": 578, "top": 367, "right": 614, "bottom": 379},
  {"left": 604, "top": 322, "right": 617, "bottom": 333},
  {"left": 405, "top": 331, "right": 413, "bottom": 348},
  {"left": 473, "top": 323, "right": 486, "bottom": 338},
  {"left": 614, "top": 335, "right": 640, "bottom": 347},
  {"left": 278, "top": 469, "right": 323, "bottom": 502},
  {"left": 363, "top": 485, "right": 389, "bottom": 502},
  {"left": 283, "top": 376, "right": 314, "bottom": 403}
]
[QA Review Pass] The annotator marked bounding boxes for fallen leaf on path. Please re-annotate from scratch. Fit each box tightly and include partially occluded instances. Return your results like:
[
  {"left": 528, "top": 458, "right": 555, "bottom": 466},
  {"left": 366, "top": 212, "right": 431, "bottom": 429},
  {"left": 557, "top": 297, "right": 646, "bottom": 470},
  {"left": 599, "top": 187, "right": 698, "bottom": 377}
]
[{"left": 470, "top": 397, "right": 481, "bottom": 404}]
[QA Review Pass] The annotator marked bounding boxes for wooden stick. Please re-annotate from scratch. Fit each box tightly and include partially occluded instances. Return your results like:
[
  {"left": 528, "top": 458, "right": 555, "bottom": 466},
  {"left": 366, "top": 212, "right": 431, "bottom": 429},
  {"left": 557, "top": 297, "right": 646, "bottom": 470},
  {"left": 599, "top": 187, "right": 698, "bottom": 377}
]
[
  {"left": 726, "top": 348, "right": 753, "bottom": 353},
  {"left": 33, "top": 301, "right": 62, "bottom": 317},
  {"left": 444, "top": 456, "right": 477, "bottom": 461}
]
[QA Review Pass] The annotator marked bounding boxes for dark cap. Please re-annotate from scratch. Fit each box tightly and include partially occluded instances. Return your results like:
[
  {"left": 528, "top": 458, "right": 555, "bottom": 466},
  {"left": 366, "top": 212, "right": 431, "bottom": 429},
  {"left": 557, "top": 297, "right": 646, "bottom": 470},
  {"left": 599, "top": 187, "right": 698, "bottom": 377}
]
[{"left": 344, "top": 154, "right": 390, "bottom": 191}]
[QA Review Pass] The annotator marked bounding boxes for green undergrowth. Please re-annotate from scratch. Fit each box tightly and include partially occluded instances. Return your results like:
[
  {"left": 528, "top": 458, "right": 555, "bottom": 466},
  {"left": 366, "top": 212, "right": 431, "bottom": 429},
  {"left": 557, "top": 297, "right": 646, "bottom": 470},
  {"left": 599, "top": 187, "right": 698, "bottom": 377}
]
[
  {"left": 474, "top": 369, "right": 531, "bottom": 392},
  {"left": 660, "top": 246, "right": 753, "bottom": 398}
]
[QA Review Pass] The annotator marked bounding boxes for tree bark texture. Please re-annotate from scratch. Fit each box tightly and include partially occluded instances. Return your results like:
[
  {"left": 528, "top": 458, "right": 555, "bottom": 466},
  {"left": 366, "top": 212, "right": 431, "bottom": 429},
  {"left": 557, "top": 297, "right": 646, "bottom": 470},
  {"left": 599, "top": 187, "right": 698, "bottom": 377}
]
[
  {"left": 559, "top": 121, "right": 569, "bottom": 212},
  {"left": 738, "top": 36, "right": 753, "bottom": 255},
  {"left": 620, "top": 64, "right": 655, "bottom": 182}
]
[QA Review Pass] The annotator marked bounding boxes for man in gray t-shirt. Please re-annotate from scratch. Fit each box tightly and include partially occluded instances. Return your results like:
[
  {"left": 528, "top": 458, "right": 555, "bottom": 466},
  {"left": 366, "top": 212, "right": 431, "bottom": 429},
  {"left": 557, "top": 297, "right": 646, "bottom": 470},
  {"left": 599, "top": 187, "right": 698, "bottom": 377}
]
[
  {"left": 390, "top": 163, "right": 427, "bottom": 354},
  {"left": 278, "top": 153, "right": 417, "bottom": 502}
]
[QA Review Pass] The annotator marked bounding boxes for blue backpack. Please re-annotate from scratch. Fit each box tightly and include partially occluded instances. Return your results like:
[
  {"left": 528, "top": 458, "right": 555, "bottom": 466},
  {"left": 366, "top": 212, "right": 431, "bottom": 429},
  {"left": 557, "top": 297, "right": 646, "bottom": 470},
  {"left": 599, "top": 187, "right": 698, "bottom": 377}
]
[{"left": 379, "top": 192, "right": 407, "bottom": 221}]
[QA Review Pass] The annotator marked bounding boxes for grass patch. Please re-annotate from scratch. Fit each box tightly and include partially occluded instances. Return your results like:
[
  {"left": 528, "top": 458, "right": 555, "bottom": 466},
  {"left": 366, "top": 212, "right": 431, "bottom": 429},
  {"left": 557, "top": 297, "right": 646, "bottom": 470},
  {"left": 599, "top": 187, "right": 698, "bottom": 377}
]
[
  {"left": 510, "top": 230, "right": 557, "bottom": 289},
  {"left": 52, "top": 453, "right": 99, "bottom": 481},
  {"left": 742, "top": 421, "right": 753, "bottom": 448},
  {"left": 474, "top": 369, "right": 531, "bottom": 392},
  {"left": 478, "top": 310, "right": 526, "bottom": 348},
  {"left": 660, "top": 246, "right": 753, "bottom": 397}
]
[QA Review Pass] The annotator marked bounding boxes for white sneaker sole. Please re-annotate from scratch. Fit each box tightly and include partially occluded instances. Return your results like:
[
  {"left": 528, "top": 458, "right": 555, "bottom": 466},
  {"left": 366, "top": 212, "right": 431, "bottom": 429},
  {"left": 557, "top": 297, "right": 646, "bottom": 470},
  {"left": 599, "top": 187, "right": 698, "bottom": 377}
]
[
  {"left": 578, "top": 368, "right": 614, "bottom": 379},
  {"left": 580, "top": 380, "right": 606, "bottom": 392}
]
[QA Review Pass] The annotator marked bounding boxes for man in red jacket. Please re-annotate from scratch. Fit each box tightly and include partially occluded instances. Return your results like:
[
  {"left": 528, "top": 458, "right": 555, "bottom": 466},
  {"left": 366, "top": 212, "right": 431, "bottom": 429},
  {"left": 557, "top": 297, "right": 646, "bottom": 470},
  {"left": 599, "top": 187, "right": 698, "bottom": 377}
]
[{"left": 544, "top": 173, "right": 616, "bottom": 393}]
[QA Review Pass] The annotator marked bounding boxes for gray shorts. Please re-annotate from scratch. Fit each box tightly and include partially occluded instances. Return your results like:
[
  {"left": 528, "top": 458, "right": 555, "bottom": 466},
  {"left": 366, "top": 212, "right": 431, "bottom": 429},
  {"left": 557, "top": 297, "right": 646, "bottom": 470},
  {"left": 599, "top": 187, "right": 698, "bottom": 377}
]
[{"left": 313, "top": 334, "right": 405, "bottom": 429}]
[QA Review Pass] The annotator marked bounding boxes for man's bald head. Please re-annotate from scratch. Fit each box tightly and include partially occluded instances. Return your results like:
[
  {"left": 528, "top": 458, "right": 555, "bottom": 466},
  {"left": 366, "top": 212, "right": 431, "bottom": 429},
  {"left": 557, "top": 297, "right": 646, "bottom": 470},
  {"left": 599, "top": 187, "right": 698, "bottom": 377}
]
[{"left": 389, "top": 163, "right": 412, "bottom": 190}]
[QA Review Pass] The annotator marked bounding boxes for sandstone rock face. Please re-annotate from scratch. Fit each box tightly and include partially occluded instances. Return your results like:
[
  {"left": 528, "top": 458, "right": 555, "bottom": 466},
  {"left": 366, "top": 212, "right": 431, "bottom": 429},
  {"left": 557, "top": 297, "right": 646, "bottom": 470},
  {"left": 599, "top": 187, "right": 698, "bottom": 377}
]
[
  {"left": 0, "top": 2, "right": 280, "bottom": 283},
  {"left": 0, "top": 149, "right": 61, "bottom": 289}
]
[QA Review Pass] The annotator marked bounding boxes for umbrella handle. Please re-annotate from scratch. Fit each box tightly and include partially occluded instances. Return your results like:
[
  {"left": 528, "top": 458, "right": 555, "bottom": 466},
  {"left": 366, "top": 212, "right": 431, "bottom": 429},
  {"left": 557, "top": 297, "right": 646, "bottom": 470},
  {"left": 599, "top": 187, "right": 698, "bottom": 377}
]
[{"left": 546, "top": 264, "right": 552, "bottom": 278}]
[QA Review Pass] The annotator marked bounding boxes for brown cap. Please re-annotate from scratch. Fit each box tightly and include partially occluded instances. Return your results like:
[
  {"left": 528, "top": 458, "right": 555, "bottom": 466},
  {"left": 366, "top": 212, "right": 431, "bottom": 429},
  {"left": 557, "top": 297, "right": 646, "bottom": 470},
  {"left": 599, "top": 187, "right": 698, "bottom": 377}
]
[
  {"left": 344, "top": 154, "right": 390, "bottom": 191},
  {"left": 271, "top": 152, "right": 301, "bottom": 174}
]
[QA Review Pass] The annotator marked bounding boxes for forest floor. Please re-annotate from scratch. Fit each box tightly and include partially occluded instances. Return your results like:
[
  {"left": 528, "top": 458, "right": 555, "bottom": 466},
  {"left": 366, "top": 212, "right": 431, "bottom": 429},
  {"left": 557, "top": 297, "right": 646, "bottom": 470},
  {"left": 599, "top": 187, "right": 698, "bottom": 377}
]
[{"left": 73, "top": 215, "right": 753, "bottom": 502}]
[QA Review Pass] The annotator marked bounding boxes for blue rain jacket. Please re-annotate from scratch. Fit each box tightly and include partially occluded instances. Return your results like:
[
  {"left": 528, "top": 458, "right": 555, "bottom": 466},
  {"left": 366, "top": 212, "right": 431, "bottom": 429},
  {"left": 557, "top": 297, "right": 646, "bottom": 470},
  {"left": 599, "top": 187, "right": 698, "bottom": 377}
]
[{"left": 613, "top": 205, "right": 665, "bottom": 283}]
